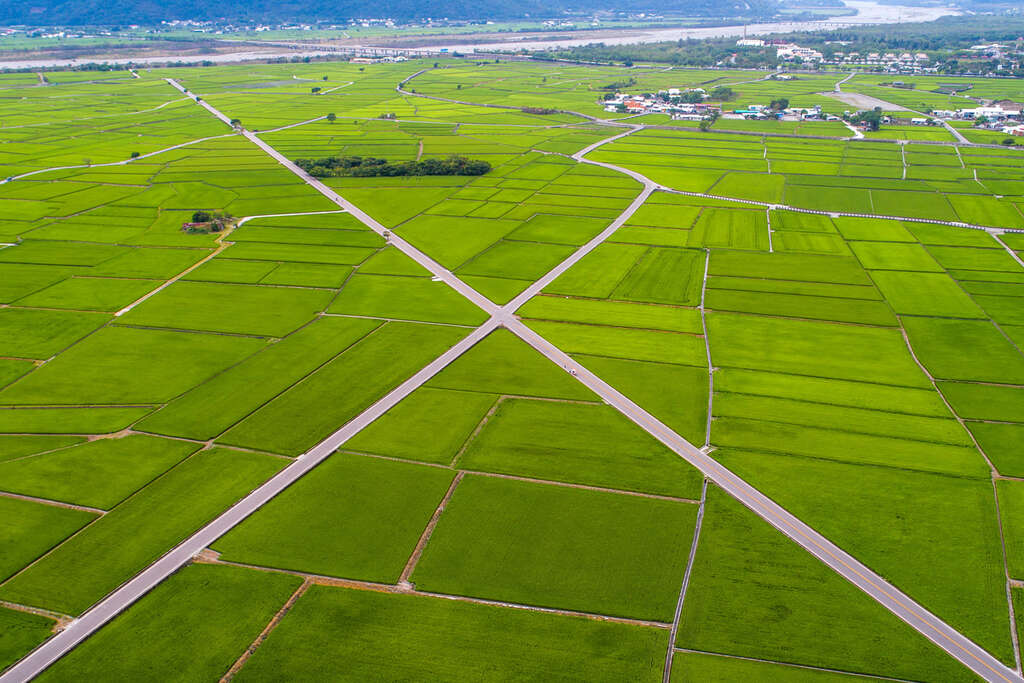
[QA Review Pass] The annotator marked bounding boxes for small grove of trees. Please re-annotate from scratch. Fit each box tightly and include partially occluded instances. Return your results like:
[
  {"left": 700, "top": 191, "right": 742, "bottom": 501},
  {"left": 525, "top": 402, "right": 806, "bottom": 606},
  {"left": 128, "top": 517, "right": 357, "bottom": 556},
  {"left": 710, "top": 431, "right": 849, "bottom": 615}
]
[
  {"left": 846, "top": 107, "right": 883, "bottom": 131},
  {"left": 326, "top": 112, "right": 337, "bottom": 123},
  {"left": 130, "top": 151, "right": 140, "bottom": 159},
  {"left": 229, "top": 118, "right": 242, "bottom": 129},
  {"left": 710, "top": 86, "right": 735, "bottom": 101},
  {"left": 295, "top": 155, "right": 491, "bottom": 178},
  {"left": 769, "top": 98, "right": 790, "bottom": 111},
  {"left": 673, "top": 91, "right": 705, "bottom": 104},
  {"left": 522, "top": 107, "right": 558, "bottom": 115},
  {"left": 183, "top": 210, "right": 233, "bottom": 234},
  {"left": 699, "top": 110, "right": 721, "bottom": 132},
  {"left": 600, "top": 77, "right": 637, "bottom": 91}
]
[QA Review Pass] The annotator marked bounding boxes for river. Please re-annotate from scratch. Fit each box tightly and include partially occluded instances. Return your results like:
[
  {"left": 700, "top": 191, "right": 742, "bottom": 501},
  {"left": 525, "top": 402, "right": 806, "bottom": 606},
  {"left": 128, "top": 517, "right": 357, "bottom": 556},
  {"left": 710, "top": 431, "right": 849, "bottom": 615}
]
[
  {"left": 432, "top": 1, "right": 958, "bottom": 52},
  {"left": 0, "top": 1, "right": 958, "bottom": 69}
]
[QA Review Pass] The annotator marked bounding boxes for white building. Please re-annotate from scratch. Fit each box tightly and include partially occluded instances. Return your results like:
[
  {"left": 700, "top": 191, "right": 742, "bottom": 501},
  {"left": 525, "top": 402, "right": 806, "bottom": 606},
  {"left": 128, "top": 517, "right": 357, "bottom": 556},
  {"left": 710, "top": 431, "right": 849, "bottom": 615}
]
[
  {"left": 776, "top": 44, "right": 823, "bottom": 62},
  {"left": 959, "top": 106, "right": 1012, "bottom": 121}
]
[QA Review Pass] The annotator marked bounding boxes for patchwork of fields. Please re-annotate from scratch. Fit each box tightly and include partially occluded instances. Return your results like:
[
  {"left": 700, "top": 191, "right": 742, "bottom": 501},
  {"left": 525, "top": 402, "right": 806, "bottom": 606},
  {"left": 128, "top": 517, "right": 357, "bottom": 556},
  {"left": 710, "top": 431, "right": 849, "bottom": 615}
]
[{"left": 1, "top": 59, "right": 1023, "bottom": 682}]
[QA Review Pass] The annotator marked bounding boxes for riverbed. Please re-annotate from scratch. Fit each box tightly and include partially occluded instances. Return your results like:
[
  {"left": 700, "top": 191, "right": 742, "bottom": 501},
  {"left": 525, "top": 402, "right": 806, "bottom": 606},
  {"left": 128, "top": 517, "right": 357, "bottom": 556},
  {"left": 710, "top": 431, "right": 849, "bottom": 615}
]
[
  {"left": 428, "top": 1, "right": 958, "bottom": 52},
  {"left": 0, "top": 0, "right": 958, "bottom": 70}
]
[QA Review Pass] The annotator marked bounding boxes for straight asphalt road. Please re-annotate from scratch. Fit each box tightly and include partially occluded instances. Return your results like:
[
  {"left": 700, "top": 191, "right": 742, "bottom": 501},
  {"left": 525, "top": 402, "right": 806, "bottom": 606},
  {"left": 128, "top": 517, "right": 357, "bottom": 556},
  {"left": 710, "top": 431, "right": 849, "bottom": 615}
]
[{"left": 5, "top": 77, "right": 1020, "bottom": 683}]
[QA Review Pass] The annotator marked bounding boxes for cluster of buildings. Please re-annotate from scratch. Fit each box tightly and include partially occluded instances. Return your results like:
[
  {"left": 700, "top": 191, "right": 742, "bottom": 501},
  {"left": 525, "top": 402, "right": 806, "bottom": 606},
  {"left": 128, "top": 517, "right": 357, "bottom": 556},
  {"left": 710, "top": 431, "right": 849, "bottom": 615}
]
[
  {"left": 724, "top": 103, "right": 840, "bottom": 122},
  {"left": 602, "top": 89, "right": 717, "bottom": 120},
  {"left": 733, "top": 38, "right": 1024, "bottom": 75},
  {"left": 11, "top": 27, "right": 105, "bottom": 39},
  {"left": 928, "top": 102, "right": 1022, "bottom": 123},
  {"left": 602, "top": 91, "right": 844, "bottom": 124},
  {"left": 775, "top": 43, "right": 825, "bottom": 63},
  {"left": 541, "top": 20, "right": 583, "bottom": 29},
  {"left": 831, "top": 51, "right": 931, "bottom": 70},
  {"left": 874, "top": 101, "right": 1024, "bottom": 134},
  {"left": 923, "top": 102, "right": 1024, "bottom": 134},
  {"left": 161, "top": 19, "right": 266, "bottom": 34},
  {"left": 735, "top": 39, "right": 825, "bottom": 62},
  {"left": 970, "top": 43, "right": 1016, "bottom": 61},
  {"left": 736, "top": 39, "right": 933, "bottom": 73},
  {"left": 348, "top": 55, "right": 408, "bottom": 64},
  {"left": 735, "top": 38, "right": 823, "bottom": 62},
  {"left": 161, "top": 18, "right": 407, "bottom": 33}
]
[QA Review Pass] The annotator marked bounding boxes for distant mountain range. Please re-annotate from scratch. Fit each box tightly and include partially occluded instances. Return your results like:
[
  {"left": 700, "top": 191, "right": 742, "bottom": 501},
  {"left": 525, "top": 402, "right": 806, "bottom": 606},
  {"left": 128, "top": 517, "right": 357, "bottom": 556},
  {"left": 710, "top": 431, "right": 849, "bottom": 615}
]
[{"left": 2, "top": 0, "right": 780, "bottom": 26}]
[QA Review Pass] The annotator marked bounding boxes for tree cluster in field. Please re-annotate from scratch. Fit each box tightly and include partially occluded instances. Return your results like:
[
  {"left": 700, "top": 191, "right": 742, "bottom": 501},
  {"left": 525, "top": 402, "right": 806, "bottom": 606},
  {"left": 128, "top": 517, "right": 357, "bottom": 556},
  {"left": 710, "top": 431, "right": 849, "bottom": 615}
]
[
  {"left": 698, "top": 110, "right": 720, "bottom": 132},
  {"left": 295, "top": 155, "right": 491, "bottom": 178},
  {"left": 183, "top": 210, "right": 233, "bottom": 233},
  {"left": 710, "top": 86, "right": 736, "bottom": 101},
  {"left": 521, "top": 107, "right": 559, "bottom": 114},
  {"left": 846, "top": 107, "right": 883, "bottom": 131},
  {"left": 600, "top": 77, "right": 638, "bottom": 91},
  {"left": 674, "top": 91, "right": 707, "bottom": 104}
]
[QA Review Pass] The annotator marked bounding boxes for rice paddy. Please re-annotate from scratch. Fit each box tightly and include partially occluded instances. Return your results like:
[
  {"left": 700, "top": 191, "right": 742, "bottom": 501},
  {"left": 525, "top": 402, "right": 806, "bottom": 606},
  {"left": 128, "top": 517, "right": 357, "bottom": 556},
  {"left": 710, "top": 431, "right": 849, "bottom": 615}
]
[{"left": 1, "top": 57, "right": 1022, "bottom": 683}]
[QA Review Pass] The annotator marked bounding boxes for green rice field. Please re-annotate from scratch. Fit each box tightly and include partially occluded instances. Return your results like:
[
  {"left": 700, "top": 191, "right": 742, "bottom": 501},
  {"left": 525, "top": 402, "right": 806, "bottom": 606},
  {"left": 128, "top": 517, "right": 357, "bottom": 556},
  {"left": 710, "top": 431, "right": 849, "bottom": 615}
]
[{"left": 0, "top": 57, "right": 1022, "bottom": 682}]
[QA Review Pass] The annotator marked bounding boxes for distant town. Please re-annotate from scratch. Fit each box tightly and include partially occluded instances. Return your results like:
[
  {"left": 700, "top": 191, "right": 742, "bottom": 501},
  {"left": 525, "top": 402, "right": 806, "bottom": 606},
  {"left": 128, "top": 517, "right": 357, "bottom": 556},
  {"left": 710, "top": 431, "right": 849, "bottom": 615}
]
[
  {"left": 602, "top": 82, "right": 1024, "bottom": 136},
  {"left": 737, "top": 38, "right": 1024, "bottom": 76}
]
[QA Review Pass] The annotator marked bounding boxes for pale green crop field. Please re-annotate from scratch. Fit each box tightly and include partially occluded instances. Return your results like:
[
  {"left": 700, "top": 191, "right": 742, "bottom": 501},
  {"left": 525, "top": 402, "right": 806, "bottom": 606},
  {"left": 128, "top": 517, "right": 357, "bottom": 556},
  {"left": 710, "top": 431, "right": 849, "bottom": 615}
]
[{"left": 0, "top": 58, "right": 1021, "bottom": 682}]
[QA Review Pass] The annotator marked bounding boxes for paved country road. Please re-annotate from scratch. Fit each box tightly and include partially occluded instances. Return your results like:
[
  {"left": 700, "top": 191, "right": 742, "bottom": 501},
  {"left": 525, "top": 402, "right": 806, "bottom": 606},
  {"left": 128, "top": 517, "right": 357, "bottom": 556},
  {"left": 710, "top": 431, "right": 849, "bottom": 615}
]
[{"left": 3, "top": 78, "right": 1021, "bottom": 683}]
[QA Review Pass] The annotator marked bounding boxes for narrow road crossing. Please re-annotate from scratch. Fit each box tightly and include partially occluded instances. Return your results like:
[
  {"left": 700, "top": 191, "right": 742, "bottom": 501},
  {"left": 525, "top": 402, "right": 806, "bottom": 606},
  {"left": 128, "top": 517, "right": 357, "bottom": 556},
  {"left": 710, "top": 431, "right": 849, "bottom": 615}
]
[{"left": 944, "top": 120, "right": 970, "bottom": 144}]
